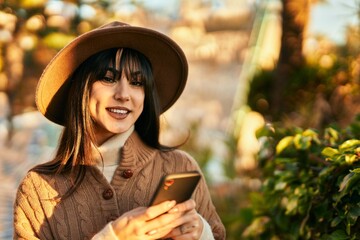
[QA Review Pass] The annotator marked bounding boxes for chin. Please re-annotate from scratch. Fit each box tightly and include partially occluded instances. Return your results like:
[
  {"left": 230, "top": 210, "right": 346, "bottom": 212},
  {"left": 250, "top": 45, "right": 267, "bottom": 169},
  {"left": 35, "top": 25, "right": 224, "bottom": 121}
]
[{"left": 110, "top": 128, "right": 130, "bottom": 134}]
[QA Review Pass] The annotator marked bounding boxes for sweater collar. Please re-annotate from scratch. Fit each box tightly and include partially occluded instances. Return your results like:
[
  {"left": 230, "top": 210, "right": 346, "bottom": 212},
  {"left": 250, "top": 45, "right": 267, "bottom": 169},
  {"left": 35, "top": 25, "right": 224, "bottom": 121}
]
[
  {"left": 119, "top": 130, "right": 157, "bottom": 168},
  {"left": 93, "top": 126, "right": 134, "bottom": 167},
  {"left": 90, "top": 129, "right": 158, "bottom": 183}
]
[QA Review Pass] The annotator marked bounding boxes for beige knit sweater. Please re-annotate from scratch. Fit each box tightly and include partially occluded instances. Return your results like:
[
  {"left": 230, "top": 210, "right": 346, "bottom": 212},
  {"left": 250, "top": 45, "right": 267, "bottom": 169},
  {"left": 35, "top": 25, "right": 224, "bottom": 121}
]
[{"left": 13, "top": 131, "right": 226, "bottom": 240}]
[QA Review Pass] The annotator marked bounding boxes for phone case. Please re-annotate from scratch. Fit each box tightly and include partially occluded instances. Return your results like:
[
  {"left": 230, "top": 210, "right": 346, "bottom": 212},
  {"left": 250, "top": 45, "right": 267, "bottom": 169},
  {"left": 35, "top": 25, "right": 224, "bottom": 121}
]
[{"left": 150, "top": 171, "right": 201, "bottom": 206}]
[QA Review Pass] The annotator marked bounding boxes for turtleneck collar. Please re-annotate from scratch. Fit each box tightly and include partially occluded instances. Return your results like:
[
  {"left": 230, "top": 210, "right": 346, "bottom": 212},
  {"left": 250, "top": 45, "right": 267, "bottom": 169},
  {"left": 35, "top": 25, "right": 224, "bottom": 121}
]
[{"left": 93, "top": 126, "right": 134, "bottom": 167}]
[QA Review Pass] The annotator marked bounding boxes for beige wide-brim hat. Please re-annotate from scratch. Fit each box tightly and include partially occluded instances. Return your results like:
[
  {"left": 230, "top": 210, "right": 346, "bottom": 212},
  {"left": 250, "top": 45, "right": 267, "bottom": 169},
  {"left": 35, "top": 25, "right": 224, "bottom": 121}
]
[{"left": 36, "top": 21, "right": 188, "bottom": 125}]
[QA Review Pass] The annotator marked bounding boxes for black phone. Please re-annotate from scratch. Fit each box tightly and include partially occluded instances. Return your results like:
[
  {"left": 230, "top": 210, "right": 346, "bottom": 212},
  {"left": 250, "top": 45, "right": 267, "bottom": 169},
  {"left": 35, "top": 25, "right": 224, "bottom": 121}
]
[{"left": 150, "top": 171, "right": 201, "bottom": 206}]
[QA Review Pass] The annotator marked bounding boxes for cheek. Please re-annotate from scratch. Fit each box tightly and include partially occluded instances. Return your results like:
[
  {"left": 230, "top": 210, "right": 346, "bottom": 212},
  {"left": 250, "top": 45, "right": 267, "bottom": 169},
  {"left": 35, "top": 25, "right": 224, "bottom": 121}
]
[
  {"left": 89, "top": 85, "right": 103, "bottom": 115},
  {"left": 88, "top": 97, "right": 96, "bottom": 117},
  {"left": 137, "top": 91, "right": 145, "bottom": 109}
]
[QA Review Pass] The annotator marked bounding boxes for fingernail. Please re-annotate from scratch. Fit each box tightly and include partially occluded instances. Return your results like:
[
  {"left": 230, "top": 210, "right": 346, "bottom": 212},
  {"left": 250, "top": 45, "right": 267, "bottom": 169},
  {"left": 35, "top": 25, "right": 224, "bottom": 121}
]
[
  {"left": 147, "top": 229, "right": 157, "bottom": 235},
  {"left": 168, "top": 207, "right": 178, "bottom": 213},
  {"left": 167, "top": 200, "right": 176, "bottom": 208}
]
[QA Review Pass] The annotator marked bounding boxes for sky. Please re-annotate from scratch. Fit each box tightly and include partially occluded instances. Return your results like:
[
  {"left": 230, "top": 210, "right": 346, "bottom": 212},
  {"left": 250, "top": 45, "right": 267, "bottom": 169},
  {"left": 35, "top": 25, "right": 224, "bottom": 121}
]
[
  {"left": 141, "top": 0, "right": 359, "bottom": 44},
  {"left": 309, "top": 0, "right": 359, "bottom": 44},
  {"left": 61, "top": 0, "right": 358, "bottom": 45}
]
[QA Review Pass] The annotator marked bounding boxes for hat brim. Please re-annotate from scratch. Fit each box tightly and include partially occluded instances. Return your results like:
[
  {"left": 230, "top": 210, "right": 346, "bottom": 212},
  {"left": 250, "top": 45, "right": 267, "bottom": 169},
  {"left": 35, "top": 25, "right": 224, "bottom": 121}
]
[{"left": 36, "top": 22, "right": 188, "bottom": 125}]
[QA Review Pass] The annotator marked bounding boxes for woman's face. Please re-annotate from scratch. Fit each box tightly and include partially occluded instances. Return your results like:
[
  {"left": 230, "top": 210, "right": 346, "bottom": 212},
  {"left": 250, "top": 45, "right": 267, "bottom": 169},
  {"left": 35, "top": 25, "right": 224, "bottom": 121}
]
[{"left": 89, "top": 65, "right": 145, "bottom": 145}]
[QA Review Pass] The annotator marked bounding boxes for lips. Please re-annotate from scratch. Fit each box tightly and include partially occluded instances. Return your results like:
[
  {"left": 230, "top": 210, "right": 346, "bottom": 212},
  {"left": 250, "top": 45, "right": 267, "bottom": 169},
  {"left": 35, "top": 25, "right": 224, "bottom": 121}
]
[{"left": 106, "top": 107, "right": 130, "bottom": 119}]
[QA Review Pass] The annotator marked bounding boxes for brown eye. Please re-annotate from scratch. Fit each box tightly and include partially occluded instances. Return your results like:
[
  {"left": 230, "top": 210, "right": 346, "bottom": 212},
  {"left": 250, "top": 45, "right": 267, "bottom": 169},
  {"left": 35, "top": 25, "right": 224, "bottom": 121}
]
[
  {"left": 130, "top": 72, "right": 144, "bottom": 86},
  {"left": 101, "top": 70, "right": 116, "bottom": 83}
]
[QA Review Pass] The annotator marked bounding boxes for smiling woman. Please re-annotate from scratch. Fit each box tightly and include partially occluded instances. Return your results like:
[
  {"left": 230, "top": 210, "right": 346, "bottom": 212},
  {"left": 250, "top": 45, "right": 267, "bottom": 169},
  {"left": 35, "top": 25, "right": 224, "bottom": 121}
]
[
  {"left": 86, "top": 48, "right": 147, "bottom": 145},
  {"left": 13, "top": 21, "right": 226, "bottom": 240}
]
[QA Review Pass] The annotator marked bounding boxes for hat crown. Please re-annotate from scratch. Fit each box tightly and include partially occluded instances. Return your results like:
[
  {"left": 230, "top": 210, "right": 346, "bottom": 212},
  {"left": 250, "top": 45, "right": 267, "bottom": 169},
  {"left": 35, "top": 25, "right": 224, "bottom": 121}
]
[
  {"left": 100, "top": 21, "right": 129, "bottom": 29},
  {"left": 36, "top": 21, "right": 188, "bottom": 125}
]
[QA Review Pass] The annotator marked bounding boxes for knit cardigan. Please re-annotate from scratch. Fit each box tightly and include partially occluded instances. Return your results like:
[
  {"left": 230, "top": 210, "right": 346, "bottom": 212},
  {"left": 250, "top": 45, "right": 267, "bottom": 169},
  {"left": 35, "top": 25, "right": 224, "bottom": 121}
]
[{"left": 13, "top": 131, "right": 226, "bottom": 240}]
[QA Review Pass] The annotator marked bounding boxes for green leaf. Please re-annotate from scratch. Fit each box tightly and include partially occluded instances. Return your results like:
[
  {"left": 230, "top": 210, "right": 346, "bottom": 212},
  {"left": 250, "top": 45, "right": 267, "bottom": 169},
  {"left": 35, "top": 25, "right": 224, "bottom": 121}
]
[
  {"left": 275, "top": 181, "right": 287, "bottom": 191},
  {"left": 285, "top": 197, "right": 298, "bottom": 215},
  {"left": 302, "top": 129, "right": 318, "bottom": 137},
  {"left": 325, "top": 127, "right": 340, "bottom": 145},
  {"left": 276, "top": 136, "right": 294, "bottom": 154},
  {"left": 322, "top": 147, "right": 340, "bottom": 158},
  {"left": 339, "top": 172, "right": 360, "bottom": 193},
  {"left": 348, "top": 206, "right": 360, "bottom": 225},
  {"left": 275, "top": 157, "right": 297, "bottom": 164},
  {"left": 349, "top": 205, "right": 360, "bottom": 217},
  {"left": 345, "top": 154, "right": 358, "bottom": 164},
  {"left": 303, "top": 129, "right": 320, "bottom": 144},
  {"left": 328, "top": 229, "right": 350, "bottom": 240},
  {"left": 331, "top": 216, "right": 343, "bottom": 228},
  {"left": 351, "top": 168, "right": 360, "bottom": 174},
  {"left": 294, "top": 134, "right": 311, "bottom": 150},
  {"left": 241, "top": 217, "right": 270, "bottom": 237},
  {"left": 326, "top": 127, "right": 339, "bottom": 139},
  {"left": 339, "top": 140, "right": 360, "bottom": 151}
]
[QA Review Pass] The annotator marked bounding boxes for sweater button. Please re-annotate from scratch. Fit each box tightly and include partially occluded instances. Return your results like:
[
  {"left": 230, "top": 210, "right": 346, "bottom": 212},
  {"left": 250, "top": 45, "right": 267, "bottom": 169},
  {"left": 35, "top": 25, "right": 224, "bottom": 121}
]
[
  {"left": 102, "top": 188, "right": 114, "bottom": 200},
  {"left": 122, "top": 169, "right": 133, "bottom": 179}
]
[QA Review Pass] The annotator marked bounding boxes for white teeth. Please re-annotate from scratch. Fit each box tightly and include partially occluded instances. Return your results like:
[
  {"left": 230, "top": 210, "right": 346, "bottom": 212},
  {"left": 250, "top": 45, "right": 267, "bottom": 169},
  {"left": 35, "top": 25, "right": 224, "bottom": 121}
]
[{"left": 108, "top": 108, "right": 128, "bottom": 114}]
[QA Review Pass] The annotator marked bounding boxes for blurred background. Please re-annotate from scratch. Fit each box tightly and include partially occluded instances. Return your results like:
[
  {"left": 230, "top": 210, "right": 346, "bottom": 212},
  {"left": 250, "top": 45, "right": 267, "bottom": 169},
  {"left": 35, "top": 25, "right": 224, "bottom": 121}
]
[{"left": 0, "top": 0, "right": 359, "bottom": 239}]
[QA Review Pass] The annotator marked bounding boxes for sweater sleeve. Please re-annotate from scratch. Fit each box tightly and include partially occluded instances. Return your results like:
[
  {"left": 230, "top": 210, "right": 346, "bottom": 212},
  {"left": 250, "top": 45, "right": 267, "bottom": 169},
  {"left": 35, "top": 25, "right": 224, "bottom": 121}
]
[
  {"left": 193, "top": 173, "right": 226, "bottom": 240},
  {"left": 180, "top": 151, "right": 226, "bottom": 240},
  {"left": 199, "top": 214, "right": 215, "bottom": 240},
  {"left": 13, "top": 172, "right": 52, "bottom": 240},
  {"left": 91, "top": 222, "right": 118, "bottom": 240}
]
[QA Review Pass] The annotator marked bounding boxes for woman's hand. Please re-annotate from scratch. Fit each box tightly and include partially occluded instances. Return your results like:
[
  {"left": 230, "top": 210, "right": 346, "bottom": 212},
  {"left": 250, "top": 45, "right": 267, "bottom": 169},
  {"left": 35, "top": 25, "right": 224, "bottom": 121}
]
[
  {"left": 111, "top": 200, "right": 175, "bottom": 239},
  {"left": 163, "top": 199, "right": 204, "bottom": 240},
  {"left": 111, "top": 199, "right": 203, "bottom": 240},
  {"left": 111, "top": 200, "right": 201, "bottom": 240}
]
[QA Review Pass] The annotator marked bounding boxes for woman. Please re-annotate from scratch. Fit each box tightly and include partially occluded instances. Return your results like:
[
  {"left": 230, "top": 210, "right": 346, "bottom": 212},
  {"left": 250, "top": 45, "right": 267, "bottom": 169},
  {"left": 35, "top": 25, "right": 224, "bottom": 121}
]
[{"left": 13, "top": 21, "right": 225, "bottom": 240}]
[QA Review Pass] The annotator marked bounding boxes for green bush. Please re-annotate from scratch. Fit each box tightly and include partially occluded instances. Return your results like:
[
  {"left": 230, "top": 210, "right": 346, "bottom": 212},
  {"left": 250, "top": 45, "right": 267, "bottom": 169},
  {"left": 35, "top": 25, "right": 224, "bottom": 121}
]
[{"left": 243, "top": 115, "right": 360, "bottom": 240}]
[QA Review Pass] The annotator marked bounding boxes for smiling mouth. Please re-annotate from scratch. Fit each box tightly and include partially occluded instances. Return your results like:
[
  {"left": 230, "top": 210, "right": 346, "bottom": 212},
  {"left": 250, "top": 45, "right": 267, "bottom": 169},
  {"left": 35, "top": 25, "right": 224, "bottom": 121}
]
[{"left": 107, "top": 108, "right": 130, "bottom": 115}]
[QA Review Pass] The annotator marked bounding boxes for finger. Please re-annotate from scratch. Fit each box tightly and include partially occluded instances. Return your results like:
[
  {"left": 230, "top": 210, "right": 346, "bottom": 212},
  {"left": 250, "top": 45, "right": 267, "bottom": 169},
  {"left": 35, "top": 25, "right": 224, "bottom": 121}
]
[
  {"left": 152, "top": 210, "right": 200, "bottom": 239},
  {"left": 168, "top": 199, "right": 196, "bottom": 213},
  {"left": 165, "top": 224, "right": 201, "bottom": 240},
  {"left": 112, "top": 204, "right": 180, "bottom": 239},
  {"left": 112, "top": 207, "right": 147, "bottom": 234},
  {"left": 121, "top": 207, "right": 147, "bottom": 219},
  {"left": 125, "top": 201, "right": 176, "bottom": 236},
  {"left": 141, "top": 200, "right": 176, "bottom": 221},
  {"left": 113, "top": 203, "right": 175, "bottom": 238},
  {"left": 142, "top": 208, "right": 186, "bottom": 235},
  {"left": 142, "top": 202, "right": 198, "bottom": 237},
  {"left": 181, "top": 222, "right": 200, "bottom": 234},
  {"left": 170, "top": 209, "right": 199, "bottom": 225},
  {"left": 145, "top": 226, "right": 173, "bottom": 239}
]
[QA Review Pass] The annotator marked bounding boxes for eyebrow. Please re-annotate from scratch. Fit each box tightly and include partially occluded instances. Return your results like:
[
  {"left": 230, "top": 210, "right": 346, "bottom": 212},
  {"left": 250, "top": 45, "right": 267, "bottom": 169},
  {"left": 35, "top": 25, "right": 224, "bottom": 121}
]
[
  {"left": 105, "top": 67, "right": 120, "bottom": 75},
  {"left": 132, "top": 70, "right": 142, "bottom": 75}
]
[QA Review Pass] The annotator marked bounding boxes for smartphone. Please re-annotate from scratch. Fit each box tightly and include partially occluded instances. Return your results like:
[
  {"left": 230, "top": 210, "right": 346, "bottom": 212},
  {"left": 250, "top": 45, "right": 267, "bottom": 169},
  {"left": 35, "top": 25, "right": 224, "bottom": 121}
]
[{"left": 150, "top": 171, "right": 201, "bottom": 206}]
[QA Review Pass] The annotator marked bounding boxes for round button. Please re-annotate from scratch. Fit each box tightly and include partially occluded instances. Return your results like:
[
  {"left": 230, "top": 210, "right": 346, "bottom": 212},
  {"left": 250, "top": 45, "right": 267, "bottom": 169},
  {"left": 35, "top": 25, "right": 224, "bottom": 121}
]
[
  {"left": 122, "top": 169, "right": 133, "bottom": 179},
  {"left": 102, "top": 188, "right": 114, "bottom": 200}
]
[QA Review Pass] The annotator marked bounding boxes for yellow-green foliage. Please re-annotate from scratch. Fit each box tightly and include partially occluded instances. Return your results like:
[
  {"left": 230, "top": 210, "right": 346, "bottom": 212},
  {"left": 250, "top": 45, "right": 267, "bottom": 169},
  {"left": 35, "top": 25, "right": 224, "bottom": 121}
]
[{"left": 244, "top": 115, "right": 360, "bottom": 240}]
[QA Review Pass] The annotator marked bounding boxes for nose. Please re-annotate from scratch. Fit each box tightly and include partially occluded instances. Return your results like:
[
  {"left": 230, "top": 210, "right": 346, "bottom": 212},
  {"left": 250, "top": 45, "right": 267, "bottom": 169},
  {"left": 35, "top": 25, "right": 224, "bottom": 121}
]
[{"left": 114, "top": 77, "right": 130, "bottom": 101}]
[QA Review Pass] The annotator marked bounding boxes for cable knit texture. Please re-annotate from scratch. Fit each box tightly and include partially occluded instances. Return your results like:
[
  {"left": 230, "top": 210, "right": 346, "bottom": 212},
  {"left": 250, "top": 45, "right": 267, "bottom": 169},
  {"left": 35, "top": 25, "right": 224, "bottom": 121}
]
[{"left": 13, "top": 131, "right": 226, "bottom": 240}]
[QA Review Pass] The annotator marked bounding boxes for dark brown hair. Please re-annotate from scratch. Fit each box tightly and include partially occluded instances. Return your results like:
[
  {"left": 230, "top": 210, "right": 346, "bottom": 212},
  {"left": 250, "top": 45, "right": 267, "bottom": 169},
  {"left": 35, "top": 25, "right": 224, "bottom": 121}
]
[{"left": 32, "top": 48, "right": 174, "bottom": 199}]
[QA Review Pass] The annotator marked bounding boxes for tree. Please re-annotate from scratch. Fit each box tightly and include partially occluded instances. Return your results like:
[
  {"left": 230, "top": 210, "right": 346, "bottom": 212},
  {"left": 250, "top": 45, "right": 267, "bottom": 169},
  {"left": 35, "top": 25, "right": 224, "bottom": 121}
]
[{"left": 272, "top": 0, "right": 311, "bottom": 119}]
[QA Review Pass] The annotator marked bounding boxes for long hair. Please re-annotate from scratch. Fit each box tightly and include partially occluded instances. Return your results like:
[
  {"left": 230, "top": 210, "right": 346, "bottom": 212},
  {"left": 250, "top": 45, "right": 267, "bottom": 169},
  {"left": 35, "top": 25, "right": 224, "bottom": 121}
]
[{"left": 32, "top": 48, "right": 172, "bottom": 198}]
